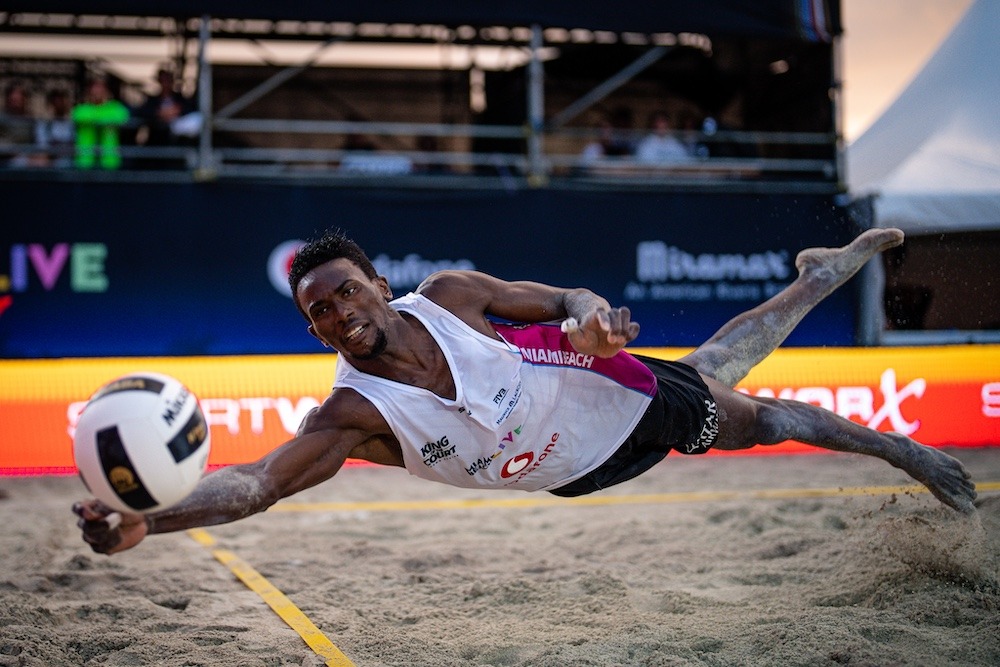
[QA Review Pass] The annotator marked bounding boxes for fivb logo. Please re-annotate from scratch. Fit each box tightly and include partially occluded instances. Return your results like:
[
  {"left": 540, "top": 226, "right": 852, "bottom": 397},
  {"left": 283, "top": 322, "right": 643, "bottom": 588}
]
[{"left": 267, "top": 240, "right": 477, "bottom": 297}]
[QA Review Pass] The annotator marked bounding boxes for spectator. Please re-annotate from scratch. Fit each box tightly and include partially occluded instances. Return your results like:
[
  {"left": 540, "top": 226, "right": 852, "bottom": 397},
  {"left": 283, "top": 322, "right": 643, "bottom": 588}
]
[
  {"left": 134, "top": 67, "right": 195, "bottom": 168},
  {"left": 699, "top": 94, "right": 759, "bottom": 159},
  {"left": 72, "top": 77, "right": 130, "bottom": 170},
  {"left": 1, "top": 81, "right": 35, "bottom": 166},
  {"left": 580, "top": 107, "right": 636, "bottom": 163},
  {"left": 635, "top": 111, "right": 691, "bottom": 165},
  {"left": 413, "top": 135, "right": 451, "bottom": 175},
  {"left": 341, "top": 114, "right": 378, "bottom": 154},
  {"left": 34, "top": 88, "right": 76, "bottom": 168}
]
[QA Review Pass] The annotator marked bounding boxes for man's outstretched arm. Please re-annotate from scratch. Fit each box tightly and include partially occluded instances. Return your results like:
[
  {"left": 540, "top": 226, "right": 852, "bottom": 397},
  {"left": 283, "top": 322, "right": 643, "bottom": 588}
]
[
  {"left": 418, "top": 270, "right": 640, "bottom": 358},
  {"left": 73, "top": 392, "right": 379, "bottom": 555}
]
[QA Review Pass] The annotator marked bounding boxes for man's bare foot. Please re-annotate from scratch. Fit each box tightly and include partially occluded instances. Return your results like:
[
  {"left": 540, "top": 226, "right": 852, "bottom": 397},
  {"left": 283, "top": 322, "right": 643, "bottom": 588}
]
[
  {"left": 795, "top": 228, "right": 904, "bottom": 290},
  {"left": 887, "top": 433, "right": 977, "bottom": 513},
  {"left": 678, "top": 227, "right": 905, "bottom": 388}
]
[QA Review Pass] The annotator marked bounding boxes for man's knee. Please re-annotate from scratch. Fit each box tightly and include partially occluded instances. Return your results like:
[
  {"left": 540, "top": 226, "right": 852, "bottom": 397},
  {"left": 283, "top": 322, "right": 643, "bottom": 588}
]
[{"left": 680, "top": 344, "right": 728, "bottom": 380}]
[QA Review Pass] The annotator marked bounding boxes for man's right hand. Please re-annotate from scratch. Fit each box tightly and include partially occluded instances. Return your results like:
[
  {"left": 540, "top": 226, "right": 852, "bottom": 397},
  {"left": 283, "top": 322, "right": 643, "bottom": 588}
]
[
  {"left": 72, "top": 500, "right": 149, "bottom": 555},
  {"left": 561, "top": 306, "right": 640, "bottom": 358}
]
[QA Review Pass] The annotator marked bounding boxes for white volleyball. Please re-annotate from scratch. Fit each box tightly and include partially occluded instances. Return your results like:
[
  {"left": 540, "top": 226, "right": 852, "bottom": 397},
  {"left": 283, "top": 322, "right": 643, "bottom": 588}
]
[{"left": 73, "top": 372, "right": 210, "bottom": 514}]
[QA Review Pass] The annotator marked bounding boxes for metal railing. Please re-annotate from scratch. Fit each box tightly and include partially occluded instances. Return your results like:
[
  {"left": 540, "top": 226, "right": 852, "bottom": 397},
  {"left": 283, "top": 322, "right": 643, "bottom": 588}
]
[{"left": 1, "top": 118, "right": 838, "bottom": 192}]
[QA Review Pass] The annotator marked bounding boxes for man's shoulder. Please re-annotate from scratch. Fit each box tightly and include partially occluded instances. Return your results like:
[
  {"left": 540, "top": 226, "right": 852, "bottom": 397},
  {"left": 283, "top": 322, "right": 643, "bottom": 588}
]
[
  {"left": 301, "top": 386, "right": 385, "bottom": 434},
  {"left": 416, "top": 270, "right": 488, "bottom": 307},
  {"left": 417, "top": 268, "right": 481, "bottom": 290}
]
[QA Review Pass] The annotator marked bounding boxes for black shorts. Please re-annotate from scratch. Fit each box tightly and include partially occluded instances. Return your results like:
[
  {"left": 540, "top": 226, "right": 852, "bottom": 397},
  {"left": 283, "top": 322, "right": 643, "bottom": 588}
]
[{"left": 548, "top": 355, "right": 719, "bottom": 497}]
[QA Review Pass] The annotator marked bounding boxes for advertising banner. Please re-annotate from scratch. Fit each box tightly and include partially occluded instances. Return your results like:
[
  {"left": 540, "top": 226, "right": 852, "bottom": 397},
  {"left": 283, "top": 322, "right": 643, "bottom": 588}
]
[
  {"left": 1, "top": 182, "right": 857, "bottom": 357},
  {"left": 1, "top": 346, "right": 997, "bottom": 476}
]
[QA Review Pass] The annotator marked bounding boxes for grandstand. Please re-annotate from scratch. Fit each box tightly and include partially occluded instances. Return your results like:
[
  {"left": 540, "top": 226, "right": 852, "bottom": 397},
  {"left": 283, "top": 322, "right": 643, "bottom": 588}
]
[
  {"left": 1, "top": 1, "right": 842, "bottom": 188},
  {"left": 1, "top": 1, "right": 860, "bottom": 358}
]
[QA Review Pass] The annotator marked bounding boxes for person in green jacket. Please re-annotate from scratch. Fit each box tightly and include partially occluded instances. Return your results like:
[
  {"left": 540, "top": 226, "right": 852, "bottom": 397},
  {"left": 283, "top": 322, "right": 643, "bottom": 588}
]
[{"left": 72, "top": 77, "right": 129, "bottom": 170}]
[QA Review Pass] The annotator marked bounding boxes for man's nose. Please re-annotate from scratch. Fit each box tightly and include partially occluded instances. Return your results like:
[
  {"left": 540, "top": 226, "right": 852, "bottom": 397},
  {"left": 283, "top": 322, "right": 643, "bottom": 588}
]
[{"left": 333, "top": 301, "right": 354, "bottom": 323}]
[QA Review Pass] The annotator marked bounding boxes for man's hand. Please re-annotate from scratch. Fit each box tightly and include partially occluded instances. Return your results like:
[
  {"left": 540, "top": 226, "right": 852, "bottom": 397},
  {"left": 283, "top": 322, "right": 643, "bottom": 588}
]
[
  {"left": 72, "top": 500, "right": 149, "bottom": 555},
  {"left": 561, "top": 307, "right": 640, "bottom": 358}
]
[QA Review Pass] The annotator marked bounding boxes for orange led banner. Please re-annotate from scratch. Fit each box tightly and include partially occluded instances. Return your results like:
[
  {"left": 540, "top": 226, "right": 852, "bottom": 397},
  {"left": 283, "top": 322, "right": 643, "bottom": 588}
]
[
  {"left": 694, "top": 345, "right": 1000, "bottom": 456},
  {"left": 1, "top": 346, "right": 998, "bottom": 475},
  {"left": 0, "top": 355, "right": 337, "bottom": 475}
]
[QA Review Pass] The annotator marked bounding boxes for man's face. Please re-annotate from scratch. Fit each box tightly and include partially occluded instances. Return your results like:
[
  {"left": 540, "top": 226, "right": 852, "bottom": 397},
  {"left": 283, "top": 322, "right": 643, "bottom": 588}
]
[
  {"left": 50, "top": 93, "right": 71, "bottom": 116},
  {"left": 296, "top": 258, "right": 393, "bottom": 361},
  {"left": 158, "top": 72, "right": 175, "bottom": 93},
  {"left": 87, "top": 81, "right": 110, "bottom": 104},
  {"left": 5, "top": 87, "right": 26, "bottom": 115}
]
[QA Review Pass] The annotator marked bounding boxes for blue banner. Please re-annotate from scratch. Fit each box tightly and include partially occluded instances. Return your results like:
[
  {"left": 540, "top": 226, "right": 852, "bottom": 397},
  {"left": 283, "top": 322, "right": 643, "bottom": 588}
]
[{"left": 0, "top": 181, "right": 856, "bottom": 357}]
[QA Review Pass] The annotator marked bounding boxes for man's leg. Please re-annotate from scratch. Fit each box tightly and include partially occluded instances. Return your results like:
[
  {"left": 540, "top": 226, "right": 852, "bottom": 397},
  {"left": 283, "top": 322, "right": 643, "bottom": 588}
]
[
  {"left": 680, "top": 228, "right": 903, "bottom": 387},
  {"left": 703, "top": 377, "right": 977, "bottom": 513}
]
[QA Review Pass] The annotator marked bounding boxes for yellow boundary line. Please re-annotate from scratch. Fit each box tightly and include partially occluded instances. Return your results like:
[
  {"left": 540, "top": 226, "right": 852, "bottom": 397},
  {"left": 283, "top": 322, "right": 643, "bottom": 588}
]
[
  {"left": 186, "top": 481, "right": 999, "bottom": 666},
  {"left": 187, "top": 528, "right": 355, "bottom": 667},
  {"left": 270, "top": 481, "right": 1000, "bottom": 514}
]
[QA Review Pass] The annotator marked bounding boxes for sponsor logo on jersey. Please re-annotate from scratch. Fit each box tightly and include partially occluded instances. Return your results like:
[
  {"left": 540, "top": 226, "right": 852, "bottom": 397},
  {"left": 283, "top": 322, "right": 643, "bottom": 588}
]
[
  {"left": 518, "top": 348, "right": 595, "bottom": 368},
  {"left": 500, "top": 452, "right": 534, "bottom": 478},
  {"left": 421, "top": 435, "right": 456, "bottom": 467},
  {"left": 501, "top": 432, "right": 560, "bottom": 485},
  {"left": 465, "top": 456, "right": 494, "bottom": 476},
  {"left": 467, "top": 426, "right": 521, "bottom": 476},
  {"left": 494, "top": 381, "right": 522, "bottom": 426}
]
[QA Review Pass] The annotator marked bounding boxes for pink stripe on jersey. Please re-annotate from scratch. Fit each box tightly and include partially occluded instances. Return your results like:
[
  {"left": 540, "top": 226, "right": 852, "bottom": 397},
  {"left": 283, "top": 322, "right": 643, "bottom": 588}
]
[{"left": 493, "top": 322, "right": 657, "bottom": 397}]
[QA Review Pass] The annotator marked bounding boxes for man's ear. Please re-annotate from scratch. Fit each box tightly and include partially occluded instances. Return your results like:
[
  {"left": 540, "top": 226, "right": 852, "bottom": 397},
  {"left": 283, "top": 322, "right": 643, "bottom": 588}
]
[
  {"left": 376, "top": 275, "right": 393, "bottom": 302},
  {"left": 307, "top": 324, "right": 331, "bottom": 348}
]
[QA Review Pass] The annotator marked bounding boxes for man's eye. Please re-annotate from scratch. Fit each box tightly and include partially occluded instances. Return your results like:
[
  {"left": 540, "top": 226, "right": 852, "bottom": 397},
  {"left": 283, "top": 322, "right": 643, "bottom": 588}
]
[{"left": 344, "top": 286, "right": 357, "bottom": 296}]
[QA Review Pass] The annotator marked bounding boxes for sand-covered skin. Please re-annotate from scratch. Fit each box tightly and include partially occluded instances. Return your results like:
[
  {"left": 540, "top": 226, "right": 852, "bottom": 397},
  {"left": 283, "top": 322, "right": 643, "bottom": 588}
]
[{"left": 2, "top": 448, "right": 998, "bottom": 667}]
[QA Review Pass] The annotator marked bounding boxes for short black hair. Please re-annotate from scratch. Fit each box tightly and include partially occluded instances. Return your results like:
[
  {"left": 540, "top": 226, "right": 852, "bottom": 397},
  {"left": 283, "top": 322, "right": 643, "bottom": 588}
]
[{"left": 288, "top": 228, "right": 377, "bottom": 318}]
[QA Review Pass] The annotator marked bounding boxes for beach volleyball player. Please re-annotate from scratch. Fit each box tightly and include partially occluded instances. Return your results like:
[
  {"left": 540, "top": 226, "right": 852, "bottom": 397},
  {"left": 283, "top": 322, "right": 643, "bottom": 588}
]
[{"left": 74, "top": 227, "right": 977, "bottom": 554}]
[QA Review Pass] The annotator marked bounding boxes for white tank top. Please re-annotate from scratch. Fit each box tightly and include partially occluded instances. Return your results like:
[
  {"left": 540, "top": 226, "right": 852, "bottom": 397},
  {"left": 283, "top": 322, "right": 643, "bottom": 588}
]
[{"left": 334, "top": 293, "right": 656, "bottom": 491}]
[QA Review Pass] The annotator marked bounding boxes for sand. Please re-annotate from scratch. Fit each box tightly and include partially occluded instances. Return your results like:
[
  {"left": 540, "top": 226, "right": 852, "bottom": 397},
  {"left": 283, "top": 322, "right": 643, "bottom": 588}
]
[{"left": 1, "top": 448, "right": 999, "bottom": 667}]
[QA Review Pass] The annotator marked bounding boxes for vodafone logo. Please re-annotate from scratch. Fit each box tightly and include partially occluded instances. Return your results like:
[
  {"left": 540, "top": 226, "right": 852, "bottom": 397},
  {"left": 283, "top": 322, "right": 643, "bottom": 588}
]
[
  {"left": 500, "top": 452, "right": 534, "bottom": 478},
  {"left": 500, "top": 432, "right": 561, "bottom": 484},
  {"left": 268, "top": 240, "right": 306, "bottom": 297}
]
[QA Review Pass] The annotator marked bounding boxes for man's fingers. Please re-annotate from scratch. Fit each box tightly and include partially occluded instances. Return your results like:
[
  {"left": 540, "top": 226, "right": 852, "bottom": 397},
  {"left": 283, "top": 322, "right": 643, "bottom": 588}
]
[
  {"left": 77, "top": 513, "right": 118, "bottom": 536},
  {"left": 605, "top": 307, "right": 634, "bottom": 341},
  {"left": 73, "top": 500, "right": 115, "bottom": 522},
  {"left": 74, "top": 499, "right": 126, "bottom": 552},
  {"left": 73, "top": 500, "right": 103, "bottom": 521},
  {"left": 563, "top": 308, "right": 638, "bottom": 345},
  {"left": 596, "top": 310, "right": 611, "bottom": 331},
  {"left": 78, "top": 514, "right": 124, "bottom": 552}
]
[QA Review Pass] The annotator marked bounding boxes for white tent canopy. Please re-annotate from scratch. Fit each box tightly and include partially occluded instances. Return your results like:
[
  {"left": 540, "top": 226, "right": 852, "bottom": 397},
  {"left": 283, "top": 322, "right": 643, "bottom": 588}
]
[{"left": 847, "top": 0, "right": 1000, "bottom": 235}]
